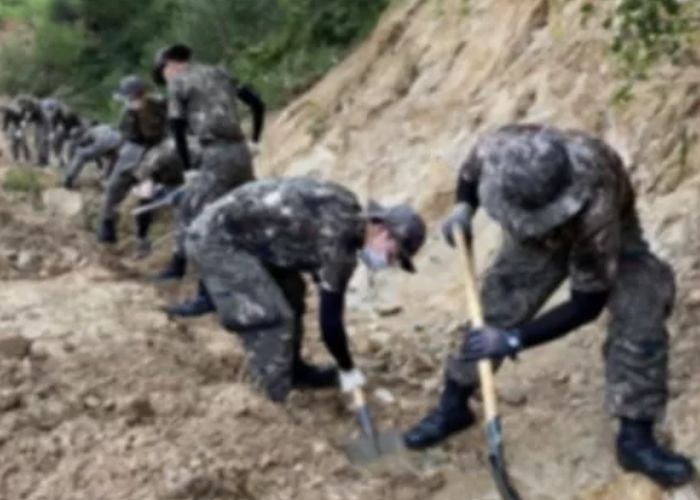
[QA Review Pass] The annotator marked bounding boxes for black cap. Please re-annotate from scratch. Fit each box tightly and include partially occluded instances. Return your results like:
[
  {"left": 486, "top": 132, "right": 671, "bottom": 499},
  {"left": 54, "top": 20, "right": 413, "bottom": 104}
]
[
  {"left": 113, "top": 75, "right": 147, "bottom": 102},
  {"left": 152, "top": 44, "right": 192, "bottom": 86},
  {"left": 366, "top": 200, "right": 426, "bottom": 273}
]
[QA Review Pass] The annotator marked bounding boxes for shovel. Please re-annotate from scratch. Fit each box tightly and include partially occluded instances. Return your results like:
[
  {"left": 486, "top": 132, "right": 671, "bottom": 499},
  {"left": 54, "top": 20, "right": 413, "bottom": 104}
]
[
  {"left": 454, "top": 228, "right": 522, "bottom": 500},
  {"left": 342, "top": 387, "right": 404, "bottom": 466}
]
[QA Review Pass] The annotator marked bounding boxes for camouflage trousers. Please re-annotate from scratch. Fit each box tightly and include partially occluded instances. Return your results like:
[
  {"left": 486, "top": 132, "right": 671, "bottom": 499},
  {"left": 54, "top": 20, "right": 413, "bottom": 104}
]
[
  {"left": 174, "top": 140, "right": 253, "bottom": 256},
  {"left": 6, "top": 126, "right": 30, "bottom": 163},
  {"left": 447, "top": 215, "right": 674, "bottom": 421},
  {"left": 100, "top": 142, "right": 145, "bottom": 221},
  {"left": 64, "top": 138, "right": 119, "bottom": 186},
  {"left": 187, "top": 232, "right": 307, "bottom": 402},
  {"left": 49, "top": 127, "right": 67, "bottom": 167},
  {"left": 33, "top": 121, "right": 50, "bottom": 166}
]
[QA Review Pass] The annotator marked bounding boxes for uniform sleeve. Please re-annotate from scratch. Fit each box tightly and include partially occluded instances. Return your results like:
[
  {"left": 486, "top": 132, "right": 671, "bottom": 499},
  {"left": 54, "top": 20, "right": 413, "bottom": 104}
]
[
  {"left": 570, "top": 195, "right": 620, "bottom": 293},
  {"left": 456, "top": 149, "right": 482, "bottom": 207},
  {"left": 318, "top": 252, "right": 358, "bottom": 294},
  {"left": 166, "top": 76, "right": 188, "bottom": 121}
]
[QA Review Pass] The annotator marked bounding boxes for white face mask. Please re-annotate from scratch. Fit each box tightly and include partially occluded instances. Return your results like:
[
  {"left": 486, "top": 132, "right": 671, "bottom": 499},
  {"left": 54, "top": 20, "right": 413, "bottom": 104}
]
[{"left": 359, "top": 247, "right": 390, "bottom": 271}]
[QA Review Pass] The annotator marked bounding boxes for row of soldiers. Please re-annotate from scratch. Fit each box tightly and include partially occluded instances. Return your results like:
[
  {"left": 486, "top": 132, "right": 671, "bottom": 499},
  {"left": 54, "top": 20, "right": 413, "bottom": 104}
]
[
  {"left": 5, "top": 43, "right": 695, "bottom": 489},
  {"left": 1, "top": 94, "right": 84, "bottom": 167}
]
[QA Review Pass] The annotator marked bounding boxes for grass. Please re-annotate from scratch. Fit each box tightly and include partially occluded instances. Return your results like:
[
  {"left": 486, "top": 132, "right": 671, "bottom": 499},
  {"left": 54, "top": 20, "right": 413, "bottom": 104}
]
[{"left": 2, "top": 167, "right": 43, "bottom": 196}]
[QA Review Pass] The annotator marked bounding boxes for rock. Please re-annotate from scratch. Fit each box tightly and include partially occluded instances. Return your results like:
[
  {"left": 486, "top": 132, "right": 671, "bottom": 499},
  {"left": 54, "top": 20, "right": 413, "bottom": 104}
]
[
  {"left": 42, "top": 188, "right": 84, "bottom": 219},
  {"left": 373, "top": 303, "right": 403, "bottom": 317},
  {"left": 83, "top": 394, "right": 102, "bottom": 409},
  {"left": 16, "top": 251, "right": 37, "bottom": 271},
  {"left": 498, "top": 384, "right": 528, "bottom": 407},
  {"left": 373, "top": 388, "right": 396, "bottom": 405},
  {"left": 0, "top": 390, "right": 21, "bottom": 412},
  {"left": 0, "top": 336, "right": 32, "bottom": 359}
]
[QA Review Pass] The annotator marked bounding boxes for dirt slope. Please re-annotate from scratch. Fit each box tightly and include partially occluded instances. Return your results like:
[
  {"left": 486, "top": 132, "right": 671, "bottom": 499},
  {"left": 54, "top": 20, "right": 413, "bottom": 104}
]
[{"left": 1, "top": 0, "right": 700, "bottom": 499}]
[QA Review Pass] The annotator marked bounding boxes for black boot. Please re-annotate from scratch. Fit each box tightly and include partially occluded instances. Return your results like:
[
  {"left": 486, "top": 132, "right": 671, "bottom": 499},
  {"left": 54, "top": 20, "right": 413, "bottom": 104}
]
[
  {"left": 152, "top": 252, "right": 187, "bottom": 282},
  {"left": 165, "top": 280, "right": 215, "bottom": 317},
  {"left": 292, "top": 361, "right": 338, "bottom": 389},
  {"left": 134, "top": 208, "right": 153, "bottom": 259},
  {"left": 617, "top": 417, "right": 695, "bottom": 487},
  {"left": 97, "top": 218, "right": 117, "bottom": 244},
  {"left": 403, "top": 377, "right": 474, "bottom": 450}
]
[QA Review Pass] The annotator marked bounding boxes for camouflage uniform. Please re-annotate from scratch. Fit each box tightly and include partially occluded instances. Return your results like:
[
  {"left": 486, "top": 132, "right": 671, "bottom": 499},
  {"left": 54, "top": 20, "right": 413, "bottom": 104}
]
[
  {"left": 42, "top": 99, "right": 82, "bottom": 168},
  {"left": 1, "top": 104, "right": 31, "bottom": 163},
  {"left": 17, "top": 96, "right": 50, "bottom": 166},
  {"left": 447, "top": 125, "right": 673, "bottom": 421},
  {"left": 167, "top": 62, "right": 255, "bottom": 255},
  {"left": 186, "top": 177, "right": 365, "bottom": 401},
  {"left": 63, "top": 124, "right": 123, "bottom": 186},
  {"left": 100, "top": 94, "right": 168, "bottom": 222}
]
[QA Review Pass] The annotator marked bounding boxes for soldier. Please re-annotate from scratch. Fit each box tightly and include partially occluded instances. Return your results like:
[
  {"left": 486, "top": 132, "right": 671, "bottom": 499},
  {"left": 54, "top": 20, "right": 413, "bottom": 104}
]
[
  {"left": 403, "top": 124, "right": 695, "bottom": 487},
  {"left": 42, "top": 98, "right": 82, "bottom": 168},
  {"left": 96, "top": 75, "right": 169, "bottom": 257},
  {"left": 1, "top": 103, "right": 31, "bottom": 163},
  {"left": 186, "top": 176, "right": 426, "bottom": 402},
  {"left": 63, "top": 123, "right": 123, "bottom": 189},
  {"left": 150, "top": 43, "right": 265, "bottom": 316},
  {"left": 16, "top": 95, "right": 50, "bottom": 166}
]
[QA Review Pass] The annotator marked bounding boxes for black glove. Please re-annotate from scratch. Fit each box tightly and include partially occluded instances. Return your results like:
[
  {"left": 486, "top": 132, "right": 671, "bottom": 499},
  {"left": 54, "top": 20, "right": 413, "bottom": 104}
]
[
  {"left": 459, "top": 326, "right": 522, "bottom": 362},
  {"left": 442, "top": 202, "right": 474, "bottom": 247}
]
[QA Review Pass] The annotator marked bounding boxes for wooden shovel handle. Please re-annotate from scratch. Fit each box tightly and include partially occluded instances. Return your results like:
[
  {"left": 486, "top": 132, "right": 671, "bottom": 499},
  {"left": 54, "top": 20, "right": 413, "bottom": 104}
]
[{"left": 453, "top": 229, "right": 499, "bottom": 421}]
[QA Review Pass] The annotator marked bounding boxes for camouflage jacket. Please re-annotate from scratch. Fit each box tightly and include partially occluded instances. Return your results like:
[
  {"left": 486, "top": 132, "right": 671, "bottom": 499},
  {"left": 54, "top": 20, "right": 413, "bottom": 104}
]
[
  {"left": 118, "top": 94, "right": 167, "bottom": 146},
  {"left": 192, "top": 177, "right": 366, "bottom": 292},
  {"left": 77, "top": 124, "right": 123, "bottom": 151},
  {"left": 167, "top": 63, "right": 244, "bottom": 143},
  {"left": 459, "top": 124, "right": 636, "bottom": 292}
]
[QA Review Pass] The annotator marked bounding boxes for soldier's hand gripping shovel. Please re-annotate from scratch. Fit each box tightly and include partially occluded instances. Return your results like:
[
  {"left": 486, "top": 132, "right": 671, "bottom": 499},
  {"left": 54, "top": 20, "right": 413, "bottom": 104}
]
[
  {"left": 454, "top": 228, "right": 522, "bottom": 500},
  {"left": 342, "top": 386, "right": 404, "bottom": 466}
]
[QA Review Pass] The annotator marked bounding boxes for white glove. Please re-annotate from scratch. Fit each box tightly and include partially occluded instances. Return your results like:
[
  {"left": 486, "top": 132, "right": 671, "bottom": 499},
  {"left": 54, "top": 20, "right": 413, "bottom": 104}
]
[
  {"left": 339, "top": 368, "right": 366, "bottom": 393},
  {"left": 247, "top": 141, "right": 260, "bottom": 157},
  {"left": 132, "top": 178, "right": 155, "bottom": 200}
]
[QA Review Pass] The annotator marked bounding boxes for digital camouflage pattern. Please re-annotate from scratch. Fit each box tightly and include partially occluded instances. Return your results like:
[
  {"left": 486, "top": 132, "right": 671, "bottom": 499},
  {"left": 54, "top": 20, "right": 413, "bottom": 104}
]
[
  {"left": 118, "top": 94, "right": 168, "bottom": 146},
  {"left": 186, "top": 177, "right": 366, "bottom": 401},
  {"left": 1, "top": 104, "right": 31, "bottom": 163},
  {"left": 166, "top": 62, "right": 255, "bottom": 255},
  {"left": 99, "top": 95, "right": 171, "bottom": 222},
  {"left": 167, "top": 62, "right": 244, "bottom": 143},
  {"left": 16, "top": 95, "right": 50, "bottom": 166},
  {"left": 448, "top": 125, "right": 671, "bottom": 421},
  {"left": 64, "top": 124, "right": 123, "bottom": 187}
]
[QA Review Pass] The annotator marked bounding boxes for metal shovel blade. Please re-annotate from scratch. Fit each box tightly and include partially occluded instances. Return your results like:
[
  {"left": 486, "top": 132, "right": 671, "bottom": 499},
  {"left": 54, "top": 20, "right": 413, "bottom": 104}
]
[
  {"left": 486, "top": 417, "right": 521, "bottom": 500},
  {"left": 342, "top": 395, "right": 404, "bottom": 465},
  {"left": 342, "top": 428, "right": 404, "bottom": 466}
]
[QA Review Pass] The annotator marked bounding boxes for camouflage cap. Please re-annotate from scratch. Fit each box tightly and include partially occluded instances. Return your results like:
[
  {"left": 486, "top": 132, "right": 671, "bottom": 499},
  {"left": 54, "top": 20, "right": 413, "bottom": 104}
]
[
  {"left": 366, "top": 201, "right": 426, "bottom": 273},
  {"left": 152, "top": 44, "right": 193, "bottom": 86},
  {"left": 113, "top": 75, "right": 147, "bottom": 102},
  {"left": 478, "top": 126, "right": 591, "bottom": 239}
]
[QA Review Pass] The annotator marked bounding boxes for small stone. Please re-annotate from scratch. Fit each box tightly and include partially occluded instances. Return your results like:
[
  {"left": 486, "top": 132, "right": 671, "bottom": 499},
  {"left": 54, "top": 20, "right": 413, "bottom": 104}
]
[
  {"left": 374, "top": 388, "right": 396, "bottom": 405},
  {"left": 16, "top": 251, "right": 35, "bottom": 271},
  {"left": 374, "top": 303, "right": 403, "bottom": 317},
  {"left": 83, "top": 394, "right": 101, "bottom": 409},
  {"left": 0, "top": 390, "right": 21, "bottom": 412},
  {"left": 311, "top": 441, "right": 328, "bottom": 455},
  {"left": 0, "top": 336, "right": 32, "bottom": 359},
  {"left": 498, "top": 384, "right": 528, "bottom": 407}
]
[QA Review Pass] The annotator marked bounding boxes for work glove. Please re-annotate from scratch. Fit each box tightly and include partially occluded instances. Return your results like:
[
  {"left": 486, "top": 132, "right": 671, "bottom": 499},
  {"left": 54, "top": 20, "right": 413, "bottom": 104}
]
[
  {"left": 339, "top": 368, "right": 366, "bottom": 393},
  {"left": 441, "top": 202, "right": 474, "bottom": 247},
  {"left": 459, "top": 326, "right": 522, "bottom": 363},
  {"left": 133, "top": 178, "right": 155, "bottom": 200},
  {"left": 247, "top": 141, "right": 260, "bottom": 158}
]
